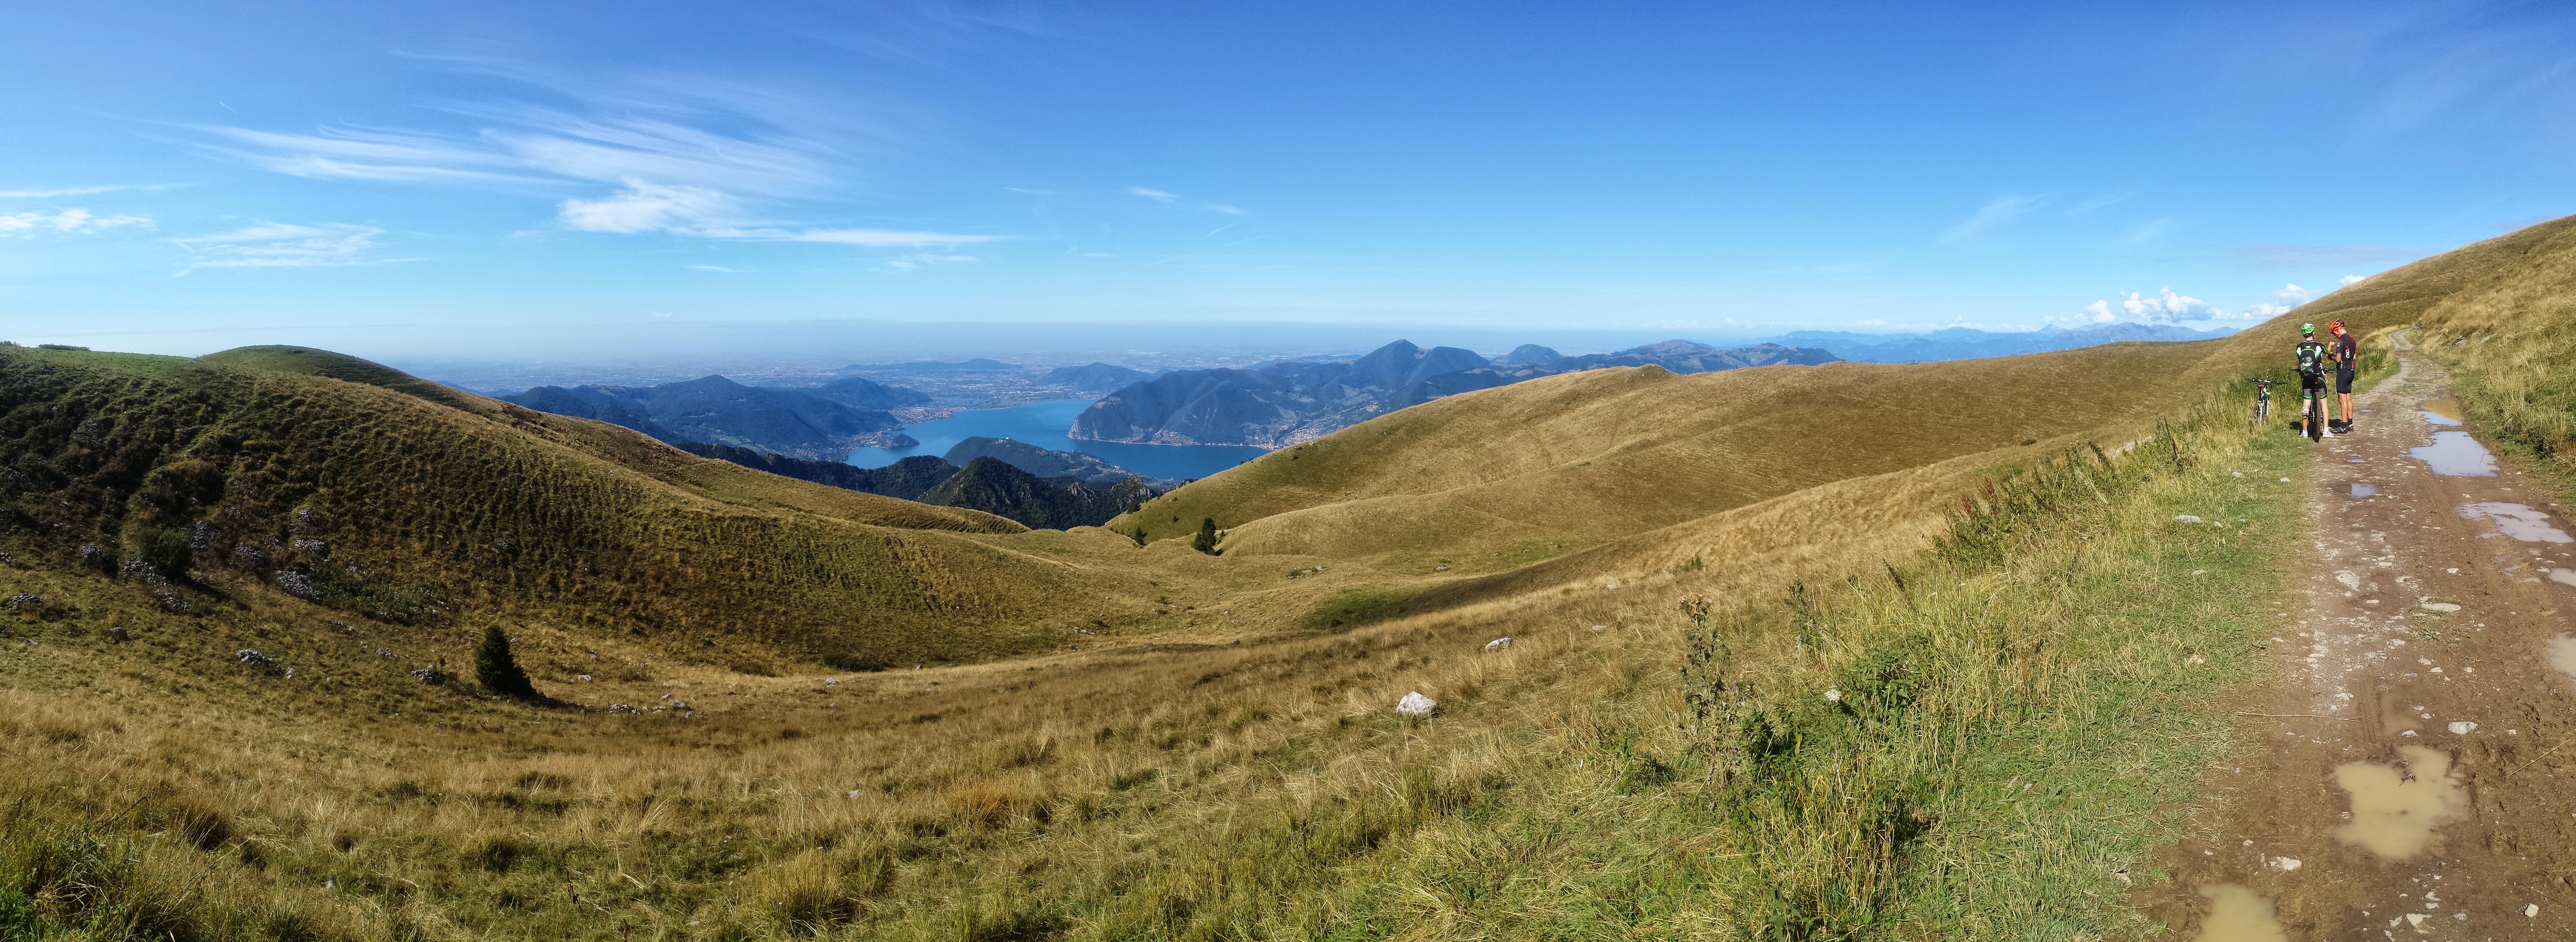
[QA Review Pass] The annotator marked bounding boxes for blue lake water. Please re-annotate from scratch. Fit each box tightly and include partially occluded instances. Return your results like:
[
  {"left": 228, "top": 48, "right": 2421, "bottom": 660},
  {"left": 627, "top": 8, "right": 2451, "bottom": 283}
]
[{"left": 846, "top": 399, "right": 1270, "bottom": 481}]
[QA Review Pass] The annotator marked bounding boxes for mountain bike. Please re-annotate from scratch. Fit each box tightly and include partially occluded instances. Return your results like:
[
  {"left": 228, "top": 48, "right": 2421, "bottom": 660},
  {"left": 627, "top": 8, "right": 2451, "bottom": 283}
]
[{"left": 2243, "top": 378, "right": 2274, "bottom": 432}]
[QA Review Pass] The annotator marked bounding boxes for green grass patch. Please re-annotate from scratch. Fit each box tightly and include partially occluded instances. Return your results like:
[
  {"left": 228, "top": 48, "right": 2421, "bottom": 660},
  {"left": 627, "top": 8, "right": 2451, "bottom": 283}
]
[
  {"left": 1292, "top": 391, "right": 2305, "bottom": 938},
  {"left": 1298, "top": 587, "right": 1416, "bottom": 633}
]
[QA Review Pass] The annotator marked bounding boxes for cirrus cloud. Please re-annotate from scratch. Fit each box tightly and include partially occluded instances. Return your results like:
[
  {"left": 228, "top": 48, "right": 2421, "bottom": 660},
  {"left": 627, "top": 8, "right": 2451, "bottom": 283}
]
[
  {"left": 0, "top": 208, "right": 152, "bottom": 236},
  {"left": 169, "top": 223, "right": 389, "bottom": 270}
]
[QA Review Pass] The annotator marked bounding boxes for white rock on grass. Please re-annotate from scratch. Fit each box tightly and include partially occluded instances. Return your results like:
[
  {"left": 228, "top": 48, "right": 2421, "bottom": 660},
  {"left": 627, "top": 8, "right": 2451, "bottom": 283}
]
[
  {"left": 2421, "top": 602, "right": 2462, "bottom": 613},
  {"left": 2449, "top": 721, "right": 2478, "bottom": 735},
  {"left": 1396, "top": 691, "right": 1437, "bottom": 717},
  {"left": 1483, "top": 637, "right": 1513, "bottom": 652},
  {"left": 2174, "top": 514, "right": 2204, "bottom": 524}
]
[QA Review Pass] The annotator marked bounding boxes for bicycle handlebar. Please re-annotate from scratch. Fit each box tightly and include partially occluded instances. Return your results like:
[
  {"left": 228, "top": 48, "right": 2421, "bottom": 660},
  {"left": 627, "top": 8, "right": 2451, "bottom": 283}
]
[{"left": 2242, "top": 378, "right": 2278, "bottom": 386}]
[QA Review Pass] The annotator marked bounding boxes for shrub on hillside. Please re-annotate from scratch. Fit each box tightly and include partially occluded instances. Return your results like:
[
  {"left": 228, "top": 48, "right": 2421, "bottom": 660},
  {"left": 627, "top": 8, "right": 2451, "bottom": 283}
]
[
  {"left": 475, "top": 626, "right": 538, "bottom": 700},
  {"left": 1192, "top": 517, "right": 1221, "bottom": 555}
]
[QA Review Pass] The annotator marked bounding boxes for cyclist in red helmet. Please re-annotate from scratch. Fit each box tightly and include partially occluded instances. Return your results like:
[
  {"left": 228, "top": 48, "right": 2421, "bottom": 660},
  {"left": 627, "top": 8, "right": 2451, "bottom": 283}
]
[{"left": 2328, "top": 320, "right": 2357, "bottom": 433}]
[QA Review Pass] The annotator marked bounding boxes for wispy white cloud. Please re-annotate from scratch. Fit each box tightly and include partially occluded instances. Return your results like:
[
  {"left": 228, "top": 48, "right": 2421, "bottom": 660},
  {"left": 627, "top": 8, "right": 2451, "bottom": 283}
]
[
  {"left": 2068, "top": 187, "right": 2136, "bottom": 214},
  {"left": 0, "top": 185, "right": 167, "bottom": 199},
  {"left": 2275, "top": 283, "right": 2314, "bottom": 303},
  {"left": 2340, "top": 274, "right": 2367, "bottom": 285},
  {"left": 560, "top": 181, "right": 738, "bottom": 232},
  {"left": 2240, "top": 242, "right": 2424, "bottom": 268},
  {"left": 1126, "top": 186, "right": 1245, "bottom": 216},
  {"left": 770, "top": 229, "right": 998, "bottom": 246},
  {"left": 194, "top": 126, "right": 535, "bottom": 184},
  {"left": 0, "top": 208, "right": 152, "bottom": 236},
  {"left": 169, "top": 223, "right": 387, "bottom": 270},
  {"left": 2126, "top": 218, "right": 2179, "bottom": 243},
  {"left": 1938, "top": 194, "right": 2046, "bottom": 245},
  {"left": 187, "top": 60, "right": 985, "bottom": 250},
  {"left": 877, "top": 251, "right": 983, "bottom": 271}
]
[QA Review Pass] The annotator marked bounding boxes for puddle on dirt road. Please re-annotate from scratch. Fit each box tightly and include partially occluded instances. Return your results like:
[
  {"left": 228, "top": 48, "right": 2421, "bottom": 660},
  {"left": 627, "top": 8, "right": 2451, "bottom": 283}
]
[
  {"left": 2411, "top": 431, "right": 2498, "bottom": 476},
  {"left": 2552, "top": 570, "right": 2576, "bottom": 588},
  {"left": 2349, "top": 483, "right": 2378, "bottom": 497},
  {"left": 2331, "top": 745, "right": 2468, "bottom": 859},
  {"left": 2421, "top": 398, "right": 2465, "bottom": 425},
  {"left": 2458, "top": 502, "right": 2575, "bottom": 542},
  {"left": 2549, "top": 634, "right": 2576, "bottom": 684},
  {"left": 2194, "top": 884, "right": 2288, "bottom": 941}
]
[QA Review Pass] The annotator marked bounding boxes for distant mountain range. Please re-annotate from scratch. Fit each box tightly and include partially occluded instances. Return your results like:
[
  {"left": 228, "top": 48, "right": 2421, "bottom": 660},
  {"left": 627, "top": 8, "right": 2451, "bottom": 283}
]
[
  {"left": 502, "top": 375, "right": 918, "bottom": 459},
  {"left": 1041, "top": 362, "right": 1162, "bottom": 391},
  {"left": 1760, "top": 323, "right": 2239, "bottom": 364},
  {"left": 1070, "top": 338, "right": 1837, "bottom": 447},
  {"left": 675, "top": 441, "right": 1158, "bottom": 529}
]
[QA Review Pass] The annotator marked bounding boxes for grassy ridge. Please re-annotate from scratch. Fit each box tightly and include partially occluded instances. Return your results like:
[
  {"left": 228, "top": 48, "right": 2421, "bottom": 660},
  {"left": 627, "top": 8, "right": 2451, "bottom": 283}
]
[
  {"left": 0, "top": 344, "right": 1159, "bottom": 670},
  {"left": 1115, "top": 335, "right": 2259, "bottom": 570}
]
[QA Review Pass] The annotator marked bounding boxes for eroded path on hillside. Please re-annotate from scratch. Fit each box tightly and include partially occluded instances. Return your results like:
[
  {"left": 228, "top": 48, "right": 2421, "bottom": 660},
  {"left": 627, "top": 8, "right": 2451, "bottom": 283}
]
[{"left": 2154, "top": 348, "right": 2576, "bottom": 939}]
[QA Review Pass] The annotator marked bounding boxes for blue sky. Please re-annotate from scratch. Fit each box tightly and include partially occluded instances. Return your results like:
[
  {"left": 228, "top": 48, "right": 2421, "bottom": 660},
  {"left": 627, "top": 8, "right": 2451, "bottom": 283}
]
[{"left": 5, "top": 1, "right": 2573, "bottom": 363}]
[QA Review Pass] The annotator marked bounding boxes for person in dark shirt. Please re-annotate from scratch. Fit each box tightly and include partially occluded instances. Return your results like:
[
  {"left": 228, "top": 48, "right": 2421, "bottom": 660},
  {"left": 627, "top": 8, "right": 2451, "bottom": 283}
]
[
  {"left": 2330, "top": 320, "right": 2358, "bottom": 432},
  {"left": 2293, "top": 324, "right": 2330, "bottom": 436}
]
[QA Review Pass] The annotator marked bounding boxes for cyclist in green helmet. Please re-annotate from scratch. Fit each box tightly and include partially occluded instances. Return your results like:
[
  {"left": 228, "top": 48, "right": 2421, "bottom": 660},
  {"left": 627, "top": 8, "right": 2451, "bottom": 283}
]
[{"left": 2292, "top": 323, "right": 2331, "bottom": 437}]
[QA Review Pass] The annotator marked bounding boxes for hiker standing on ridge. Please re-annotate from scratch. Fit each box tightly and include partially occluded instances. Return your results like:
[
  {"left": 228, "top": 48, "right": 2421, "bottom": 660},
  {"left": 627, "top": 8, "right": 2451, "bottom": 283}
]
[
  {"left": 2330, "top": 320, "right": 2358, "bottom": 433},
  {"left": 2293, "top": 323, "right": 2331, "bottom": 437}
]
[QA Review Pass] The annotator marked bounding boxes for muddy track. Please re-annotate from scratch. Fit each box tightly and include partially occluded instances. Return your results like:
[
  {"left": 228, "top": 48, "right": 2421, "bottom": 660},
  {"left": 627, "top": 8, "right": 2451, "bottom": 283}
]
[{"left": 2149, "top": 346, "right": 2576, "bottom": 938}]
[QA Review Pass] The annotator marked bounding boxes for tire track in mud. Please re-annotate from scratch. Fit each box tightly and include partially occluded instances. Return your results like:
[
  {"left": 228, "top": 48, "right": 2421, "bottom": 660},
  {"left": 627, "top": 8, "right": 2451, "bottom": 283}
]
[{"left": 2151, "top": 347, "right": 2576, "bottom": 940}]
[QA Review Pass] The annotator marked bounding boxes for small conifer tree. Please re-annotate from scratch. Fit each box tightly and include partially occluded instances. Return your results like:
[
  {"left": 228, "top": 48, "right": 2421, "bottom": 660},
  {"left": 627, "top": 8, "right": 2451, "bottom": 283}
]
[
  {"left": 475, "top": 625, "right": 537, "bottom": 700},
  {"left": 1192, "top": 517, "right": 1221, "bottom": 555}
]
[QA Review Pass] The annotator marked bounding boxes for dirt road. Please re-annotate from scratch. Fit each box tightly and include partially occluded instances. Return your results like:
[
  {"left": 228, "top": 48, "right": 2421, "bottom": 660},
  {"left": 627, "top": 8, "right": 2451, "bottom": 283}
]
[{"left": 2153, "top": 346, "right": 2576, "bottom": 940}]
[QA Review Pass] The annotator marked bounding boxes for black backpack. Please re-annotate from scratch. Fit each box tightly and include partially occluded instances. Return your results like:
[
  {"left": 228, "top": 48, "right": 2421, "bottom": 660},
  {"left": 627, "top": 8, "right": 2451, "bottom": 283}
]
[{"left": 2295, "top": 340, "right": 2327, "bottom": 380}]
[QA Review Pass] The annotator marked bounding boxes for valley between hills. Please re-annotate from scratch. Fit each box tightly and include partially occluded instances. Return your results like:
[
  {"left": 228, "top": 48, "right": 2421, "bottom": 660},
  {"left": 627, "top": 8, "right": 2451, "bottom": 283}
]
[{"left": 9, "top": 217, "right": 2576, "bottom": 939}]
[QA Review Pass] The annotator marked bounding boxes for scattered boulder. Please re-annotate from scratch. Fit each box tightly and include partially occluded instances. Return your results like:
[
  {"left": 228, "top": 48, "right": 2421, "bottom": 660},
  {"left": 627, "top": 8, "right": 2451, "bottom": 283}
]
[
  {"left": 2420, "top": 602, "right": 2462, "bottom": 613},
  {"left": 120, "top": 559, "right": 168, "bottom": 585},
  {"left": 275, "top": 571, "right": 322, "bottom": 600},
  {"left": 1, "top": 592, "right": 40, "bottom": 613},
  {"left": 236, "top": 649, "right": 280, "bottom": 673},
  {"left": 106, "top": 625, "right": 129, "bottom": 642},
  {"left": 1483, "top": 637, "right": 1513, "bottom": 652},
  {"left": 292, "top": 538, "right": 329, "bottom": 558},
  {"left": 1396, "top": 691, "right": 1437, "bottom": 718},
  {"left": 2448, "top": 721, "right": 2478, "bottom": 735},
  {"left": 2173, "top": 514, "right": 2204, "bottom": 524},
  {"left": 153, "top": 590, "right": 189, "bottom": 613}
]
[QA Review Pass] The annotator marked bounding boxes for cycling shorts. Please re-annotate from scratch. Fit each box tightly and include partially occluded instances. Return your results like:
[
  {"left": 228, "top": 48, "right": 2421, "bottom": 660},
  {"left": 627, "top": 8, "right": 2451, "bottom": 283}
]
[
  {"left": 2299, "top": 377, "right": 2327, "bottom": 399},
  {"left": 2335, "top": 368, "right": 2355, "bottom": 394}
]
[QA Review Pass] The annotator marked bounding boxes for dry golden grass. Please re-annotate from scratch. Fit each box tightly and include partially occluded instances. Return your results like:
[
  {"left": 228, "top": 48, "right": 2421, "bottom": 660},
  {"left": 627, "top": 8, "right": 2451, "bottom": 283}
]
[{"left": 0, "top": 222, "right": 2513, "bottom": 940}]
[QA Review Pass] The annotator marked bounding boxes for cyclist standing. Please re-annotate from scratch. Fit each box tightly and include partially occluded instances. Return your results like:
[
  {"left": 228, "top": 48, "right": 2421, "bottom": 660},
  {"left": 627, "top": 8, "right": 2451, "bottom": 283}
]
[
  {"left": 2294, "top": 324, "right": 2330, "bottom": 438},
  {"left": 2329, "top": 319, "right": 2358, "bottom": 432}
]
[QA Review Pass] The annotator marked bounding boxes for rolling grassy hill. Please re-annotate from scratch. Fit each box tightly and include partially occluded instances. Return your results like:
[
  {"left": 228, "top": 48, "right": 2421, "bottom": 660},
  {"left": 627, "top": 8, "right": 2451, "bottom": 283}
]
[
  {"left": 0, "top": 344, "right": 1175, "bottom": 673},
  {"left": 1113, "top": 321, "right": 2290, "bottom": 572},
  {"left": 0, "top": 217, "right": 2553, "bottom": 941}
]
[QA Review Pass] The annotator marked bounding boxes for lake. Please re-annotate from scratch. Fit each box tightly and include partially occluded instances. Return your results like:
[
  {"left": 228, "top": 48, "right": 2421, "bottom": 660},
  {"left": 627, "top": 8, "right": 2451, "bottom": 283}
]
[{"left": 846, "top": 398, "right": 1270, "bottom": 481}]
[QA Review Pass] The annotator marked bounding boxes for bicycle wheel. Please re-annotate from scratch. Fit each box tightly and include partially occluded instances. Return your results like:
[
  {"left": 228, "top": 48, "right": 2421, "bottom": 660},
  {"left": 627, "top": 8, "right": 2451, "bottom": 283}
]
[{"left": 2308, "top": 396, "right": 2323, "bottom": 442}]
